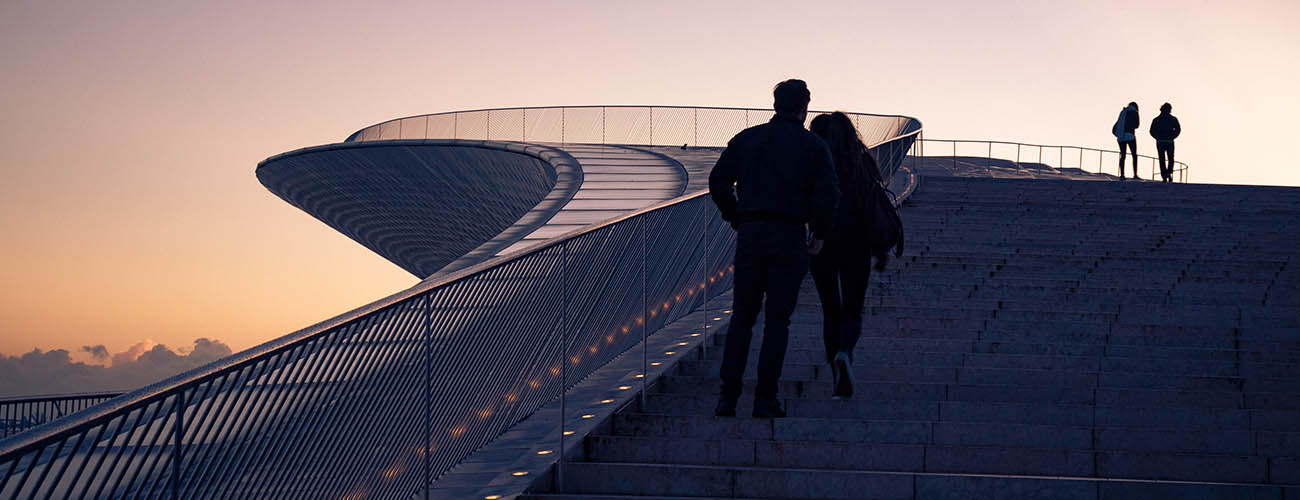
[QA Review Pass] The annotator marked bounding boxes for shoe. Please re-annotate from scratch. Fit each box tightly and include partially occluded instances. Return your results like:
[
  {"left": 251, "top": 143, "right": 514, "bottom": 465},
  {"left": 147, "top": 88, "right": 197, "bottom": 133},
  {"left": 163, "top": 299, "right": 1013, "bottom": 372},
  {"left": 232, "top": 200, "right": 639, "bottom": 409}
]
[
  {"left": 714, "top": 393, "right": 738, "bottom": 417},
  {"left": 752, "top": 398, "right": 786, "bottom": 418},
  {"left": 832, "top": 352, "right": 854, "bottom": 399},
  {"left": 829, "top": 358, "right": 841, "bottom": 397}
]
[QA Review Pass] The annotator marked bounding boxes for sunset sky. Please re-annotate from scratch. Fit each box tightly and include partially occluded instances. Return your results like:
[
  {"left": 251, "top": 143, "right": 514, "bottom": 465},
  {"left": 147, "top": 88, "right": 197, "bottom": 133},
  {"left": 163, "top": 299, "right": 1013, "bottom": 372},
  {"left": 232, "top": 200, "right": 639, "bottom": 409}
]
[{"left": 1, "top": 0, "right": 1297, "bottom": 373}]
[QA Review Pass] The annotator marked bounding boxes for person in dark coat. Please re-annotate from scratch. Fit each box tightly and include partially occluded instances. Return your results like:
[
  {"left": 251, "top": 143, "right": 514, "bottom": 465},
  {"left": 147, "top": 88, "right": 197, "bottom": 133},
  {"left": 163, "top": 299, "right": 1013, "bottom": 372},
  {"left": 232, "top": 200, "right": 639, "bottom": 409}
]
[
  {"left": 1112, "top": 102, "right": 1141, "bottom": 179},
  {"left": 708, "top": 79, "right": 839, "bottom": 418},
  {"left": 1149, "top": 102, "right": 1182, "bottom": 183},
  {"left": 808, "top": 112, "right": 883, "bottom": 399}
]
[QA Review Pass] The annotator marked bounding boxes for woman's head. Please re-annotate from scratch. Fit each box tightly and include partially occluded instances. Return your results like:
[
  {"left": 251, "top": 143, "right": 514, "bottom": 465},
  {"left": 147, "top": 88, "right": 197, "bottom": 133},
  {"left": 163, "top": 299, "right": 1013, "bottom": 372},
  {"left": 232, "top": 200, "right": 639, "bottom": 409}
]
[
  {"left": 811, "top": 111, "right": 874, "bottom": 193},
  {"left": 810, "top": 111, "right": 864, "bottom": 156}
]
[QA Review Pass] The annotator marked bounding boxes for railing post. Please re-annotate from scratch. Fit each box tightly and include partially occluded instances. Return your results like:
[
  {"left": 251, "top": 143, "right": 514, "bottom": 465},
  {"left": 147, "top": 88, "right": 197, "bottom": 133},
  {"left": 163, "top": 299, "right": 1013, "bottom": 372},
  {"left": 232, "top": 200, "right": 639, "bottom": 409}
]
[
  {"left": 601, "top": 106, "right": 606, "bottom": 145},
  {"left": 486, "top": 111, "right": 491, "bottom": 141},
  {"left": 701, "top": 199, "right": 709, "bottom": 361},
  {"left": 522, "top": 108, "right": 527, "bottom": 142},
  {"left": 558, "top": 239, "right": 568, "bottom": 491},
  {"left": 693, "top": 108, "right": 698, "bottom": 147},
  {"left": 640, "top": 216, "right": 648, "bottom": 410},
  {"left": 648, "top": 107, "right": 654, "bottom": 146},
  {"left": 422, "top": 293, "right": 432, "bottom": 499},
  {"left": 1016, "top": 144, "right": 1021, "bottom": 167},
  {"left": 171, "top": 390, "right": 185, "bottom": 499},
  {"left": 952, "top": 141, "right": 956, "bottom": 169}
]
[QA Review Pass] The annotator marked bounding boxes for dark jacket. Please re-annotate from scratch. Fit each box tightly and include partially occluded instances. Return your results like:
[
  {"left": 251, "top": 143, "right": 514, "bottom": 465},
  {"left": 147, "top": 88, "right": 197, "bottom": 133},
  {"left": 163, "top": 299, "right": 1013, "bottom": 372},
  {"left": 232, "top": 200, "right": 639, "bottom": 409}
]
[
  {"left": 832, "top": 149, "right": 883, "bottom": 238},
  {"left": 709, "top": 114, "right": 839, "bottom": 239},
  {"left": 1149, "top": 113, "right": 1181, "bottom": 142}
]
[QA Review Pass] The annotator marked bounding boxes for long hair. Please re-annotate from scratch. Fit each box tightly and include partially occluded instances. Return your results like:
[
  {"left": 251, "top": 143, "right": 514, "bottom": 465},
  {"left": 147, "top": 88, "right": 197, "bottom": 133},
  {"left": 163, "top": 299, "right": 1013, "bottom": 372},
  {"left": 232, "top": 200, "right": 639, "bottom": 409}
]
[{"left": 810, "top": 111, "right": 879, "bottom": 205}]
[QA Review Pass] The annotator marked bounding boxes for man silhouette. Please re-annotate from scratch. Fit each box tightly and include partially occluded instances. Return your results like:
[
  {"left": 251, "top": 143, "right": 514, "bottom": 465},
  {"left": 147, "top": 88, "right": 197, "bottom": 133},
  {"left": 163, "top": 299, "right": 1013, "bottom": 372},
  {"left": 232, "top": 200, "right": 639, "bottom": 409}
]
[
  {"left": 708, "top": 80, "right": 839, "bottom": 418},
  {"left": 1149, "top": 102, "right": 1182, "bottom": 183}
]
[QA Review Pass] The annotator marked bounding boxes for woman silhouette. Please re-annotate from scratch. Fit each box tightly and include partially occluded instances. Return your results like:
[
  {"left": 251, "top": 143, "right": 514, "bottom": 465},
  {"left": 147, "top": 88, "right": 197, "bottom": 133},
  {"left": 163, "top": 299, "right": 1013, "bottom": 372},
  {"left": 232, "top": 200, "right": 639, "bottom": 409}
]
[{"left": 808, "top": 111, "right": 884, "bottom": 399}]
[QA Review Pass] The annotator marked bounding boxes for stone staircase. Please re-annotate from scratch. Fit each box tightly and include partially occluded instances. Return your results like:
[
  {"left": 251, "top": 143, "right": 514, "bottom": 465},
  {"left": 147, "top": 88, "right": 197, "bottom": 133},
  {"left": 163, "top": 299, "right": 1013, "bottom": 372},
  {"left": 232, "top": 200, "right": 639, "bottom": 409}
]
[{"left": 522, "top": 176, "right": 1300, "bottom": 499}]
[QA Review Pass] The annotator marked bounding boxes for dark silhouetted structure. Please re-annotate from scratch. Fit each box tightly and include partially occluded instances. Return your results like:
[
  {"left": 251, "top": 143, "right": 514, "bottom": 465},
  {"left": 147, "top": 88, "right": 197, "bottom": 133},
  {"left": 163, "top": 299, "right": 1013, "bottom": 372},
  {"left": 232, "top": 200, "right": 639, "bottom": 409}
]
[
  {"left": 708, "top": 80, "right": 839, "bottom": 418},
  {"left": 808, "top": 111, "right": 885, "bottom": 399},
  {"left": 1112, "top": 102, "right": 1140, "bottom": 179},
  {"left": 1150, "top": 102, "right": 1182, "bottom": 183}
]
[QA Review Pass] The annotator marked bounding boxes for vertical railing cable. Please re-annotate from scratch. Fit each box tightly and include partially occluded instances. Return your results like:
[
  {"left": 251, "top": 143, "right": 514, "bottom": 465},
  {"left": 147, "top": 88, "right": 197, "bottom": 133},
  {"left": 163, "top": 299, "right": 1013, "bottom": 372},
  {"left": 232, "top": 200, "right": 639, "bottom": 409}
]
[{"left": 640, "top": 216, "right": 648, "bottom": 409}]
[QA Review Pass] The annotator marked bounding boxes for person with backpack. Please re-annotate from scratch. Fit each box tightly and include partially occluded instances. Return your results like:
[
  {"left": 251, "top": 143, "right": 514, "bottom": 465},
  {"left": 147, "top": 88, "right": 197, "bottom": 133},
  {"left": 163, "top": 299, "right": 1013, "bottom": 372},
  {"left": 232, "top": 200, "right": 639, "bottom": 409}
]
[
  {"left": 808, "top": 112, "right": 903, "bottom": 400},
  {"left": 1149, "top": 102, "right": 1182, "bottom": 183},
  {"left": 708, "top": 80, "right": 839, "bottom": 418},
  {"left": 1112, "top": 102, "right": 1141, "bottom": 179}
]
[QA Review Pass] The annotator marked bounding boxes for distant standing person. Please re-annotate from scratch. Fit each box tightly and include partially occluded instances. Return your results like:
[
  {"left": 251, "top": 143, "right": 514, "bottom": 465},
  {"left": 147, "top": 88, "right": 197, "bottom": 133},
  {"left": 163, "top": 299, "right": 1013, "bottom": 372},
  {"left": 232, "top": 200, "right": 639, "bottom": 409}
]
[
  {"left": 1149, "top": 102, "right": 1182, "bottom": 183},
  {"left": 808, "top": 112, "right": 884, "bottom": 399},
  {"left": 708, "top": 79, "right": 839, "bottom": 418},
  {"left": 1112, "top": 102, "right": 1140, "bottom": 179}
]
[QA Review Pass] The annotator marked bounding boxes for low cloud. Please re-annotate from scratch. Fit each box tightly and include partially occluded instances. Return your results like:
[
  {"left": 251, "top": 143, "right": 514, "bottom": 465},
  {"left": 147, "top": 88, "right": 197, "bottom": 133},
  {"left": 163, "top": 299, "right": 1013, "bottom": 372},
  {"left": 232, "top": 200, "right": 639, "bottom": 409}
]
[{"left": 0, "top": 339, "right": 233, "bottom": 398}]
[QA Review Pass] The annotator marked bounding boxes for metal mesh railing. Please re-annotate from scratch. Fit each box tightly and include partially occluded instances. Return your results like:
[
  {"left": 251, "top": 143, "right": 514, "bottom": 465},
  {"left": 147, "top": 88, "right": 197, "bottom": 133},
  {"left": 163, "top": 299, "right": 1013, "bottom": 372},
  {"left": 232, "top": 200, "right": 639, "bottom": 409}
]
[
  {"left": 345, "top": 105, "right": 924, "bottom": 193},
  {"left": 920, "top": 138, "right": 1189, "bottom": 182},
  {"left": 0, "top": 394, "right": 123, "bottom": 440},
  {"left": 345, "top": 105, "right": 921, "bottom": 154},
  {"left": 0, "top": 194, "right": 736, "bottom": 499},
  {"left": 1, "top": 105, "right": 920, "bottom": 499}
]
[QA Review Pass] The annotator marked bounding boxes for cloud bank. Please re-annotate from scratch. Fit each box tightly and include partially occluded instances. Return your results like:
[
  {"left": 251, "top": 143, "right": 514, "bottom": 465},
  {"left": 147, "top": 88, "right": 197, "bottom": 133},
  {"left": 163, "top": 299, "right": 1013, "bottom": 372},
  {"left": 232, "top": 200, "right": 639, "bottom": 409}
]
[{"left": 0, "top": 339, "right": 232, "bottom": 398}]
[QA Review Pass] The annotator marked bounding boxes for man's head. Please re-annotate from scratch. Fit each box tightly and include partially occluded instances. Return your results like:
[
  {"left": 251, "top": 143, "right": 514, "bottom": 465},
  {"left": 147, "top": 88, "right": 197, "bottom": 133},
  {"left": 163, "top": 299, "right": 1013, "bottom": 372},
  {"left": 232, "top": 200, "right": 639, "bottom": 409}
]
[
  {"left": 773, "top": 79, "right": 810, "bottom": 120},
  {"left": 1160, "top": 102, "right": 1172, "bottom": 113},
  {"left": 1128, "top": 101, "right": 1139, "bottom": 111}
]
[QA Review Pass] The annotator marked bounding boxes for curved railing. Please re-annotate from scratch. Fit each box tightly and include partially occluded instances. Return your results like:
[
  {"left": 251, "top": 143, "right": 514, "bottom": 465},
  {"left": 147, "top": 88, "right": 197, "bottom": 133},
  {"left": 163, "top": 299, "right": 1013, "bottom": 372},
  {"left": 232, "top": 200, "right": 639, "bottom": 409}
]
[
  {"left": 0, "top": 106, "right": 921, "bottom": 499},
  {"left": 920, "top": 138, "right": 1188, "bottom": 182},
  {"left": 0, "top": 393, "right": 122, "bottom": 440},
  {"left": 345, "top": 105, "right": 923, "bottom": 191}
]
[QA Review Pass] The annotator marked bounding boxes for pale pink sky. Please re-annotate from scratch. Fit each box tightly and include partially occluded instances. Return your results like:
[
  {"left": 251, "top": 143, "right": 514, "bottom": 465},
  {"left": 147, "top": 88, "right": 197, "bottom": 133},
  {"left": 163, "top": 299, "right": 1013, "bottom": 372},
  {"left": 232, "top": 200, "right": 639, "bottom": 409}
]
[{"left": 1, "top": 0, "right": 1297, "bottom": 358}]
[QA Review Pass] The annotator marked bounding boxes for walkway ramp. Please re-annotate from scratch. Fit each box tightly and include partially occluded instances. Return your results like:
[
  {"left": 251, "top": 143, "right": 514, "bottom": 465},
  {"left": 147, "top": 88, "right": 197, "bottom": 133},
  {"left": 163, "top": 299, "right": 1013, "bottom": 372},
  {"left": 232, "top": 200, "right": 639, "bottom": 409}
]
[{"left": 524, "top": 176, "right": 1300, "bottom": 498}]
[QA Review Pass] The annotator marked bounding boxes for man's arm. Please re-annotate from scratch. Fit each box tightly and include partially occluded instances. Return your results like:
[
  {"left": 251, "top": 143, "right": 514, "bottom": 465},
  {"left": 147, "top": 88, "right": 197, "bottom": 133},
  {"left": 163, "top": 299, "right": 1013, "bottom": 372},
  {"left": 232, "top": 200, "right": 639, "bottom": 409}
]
[
  {"left": 708, "top": 144, "right": 740, "bottom": 227},
  {"left": 1172, "top": 117, "right": 1181, "bottom": 140},
  {"left": 808, "top": 142, "right": 840, "bottom": 240}
]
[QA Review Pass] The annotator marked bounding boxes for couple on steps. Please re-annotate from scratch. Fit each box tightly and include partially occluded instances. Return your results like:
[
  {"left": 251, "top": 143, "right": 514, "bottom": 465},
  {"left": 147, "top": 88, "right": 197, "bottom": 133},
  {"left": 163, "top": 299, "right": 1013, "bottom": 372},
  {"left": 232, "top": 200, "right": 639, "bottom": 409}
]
[{"left": 708, "top": 79, "right": 903, "bottom": 418}]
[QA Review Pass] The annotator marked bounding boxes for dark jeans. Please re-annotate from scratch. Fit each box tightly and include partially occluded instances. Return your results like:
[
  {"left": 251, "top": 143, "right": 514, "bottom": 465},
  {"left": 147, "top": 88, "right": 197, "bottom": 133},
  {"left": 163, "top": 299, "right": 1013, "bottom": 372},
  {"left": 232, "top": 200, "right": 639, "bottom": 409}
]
[
  {"left": 1118, "top": 140, "right": 1138, "bottom": 178},
  {"left": 1157, "top": 142, "right": 1175, "bottom": 182},
  {"left": 810, "top": 242, "right": 871, "bottom": 364},
  {"left": 719, "top": 221, "right": 809, "bottom": 401}
]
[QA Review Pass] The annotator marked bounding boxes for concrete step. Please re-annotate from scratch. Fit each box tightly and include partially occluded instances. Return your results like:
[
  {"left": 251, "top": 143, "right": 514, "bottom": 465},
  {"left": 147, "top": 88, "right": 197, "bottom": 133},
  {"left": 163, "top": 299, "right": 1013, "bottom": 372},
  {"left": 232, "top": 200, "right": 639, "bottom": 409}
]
[
  {"left": 583, "top": 434, "right": 1278, "bottom": 483},
  {"left": 543, "top": 462, "right": 1294, "bottom": 498},
  {"left": 675, "top": 358, "right": 1279, "bottom": 393}
]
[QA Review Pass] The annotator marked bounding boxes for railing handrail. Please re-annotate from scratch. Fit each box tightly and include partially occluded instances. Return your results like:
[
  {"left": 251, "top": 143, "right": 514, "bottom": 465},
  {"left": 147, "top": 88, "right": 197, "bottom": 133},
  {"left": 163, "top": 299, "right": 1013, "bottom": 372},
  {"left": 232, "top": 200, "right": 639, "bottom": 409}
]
[
  {"left": 344, "top": 104, "right": 919, "bottom": 142},
  {"left": 0, "top": 392, "right": 123, "bottom": 405},
  {"left": 919, "top": 137, "right": 1189, "bottom": 176}
]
